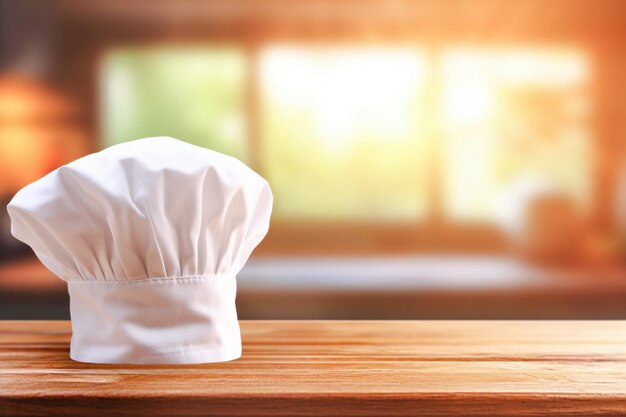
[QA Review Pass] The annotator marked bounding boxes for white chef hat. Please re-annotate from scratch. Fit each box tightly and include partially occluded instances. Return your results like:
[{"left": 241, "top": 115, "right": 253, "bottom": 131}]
[{"left": 7, "top": 137, "right": 272, "bottom": 364}]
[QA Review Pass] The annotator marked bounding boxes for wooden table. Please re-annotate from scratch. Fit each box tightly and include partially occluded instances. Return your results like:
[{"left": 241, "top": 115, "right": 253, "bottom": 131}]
[{"left": 1, "top": 321, "right": 626, "bottom": 416}]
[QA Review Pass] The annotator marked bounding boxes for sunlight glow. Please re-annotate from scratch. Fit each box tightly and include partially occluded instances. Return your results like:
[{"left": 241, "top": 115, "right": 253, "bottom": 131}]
[{"left": 261, "top": 48, "right": 426, "bottom": 152}]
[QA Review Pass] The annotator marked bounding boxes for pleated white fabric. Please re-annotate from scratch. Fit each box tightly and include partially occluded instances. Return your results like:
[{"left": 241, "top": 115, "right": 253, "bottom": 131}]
[{"left": 8, "top": 136, "right": 273, "bottom": 364}]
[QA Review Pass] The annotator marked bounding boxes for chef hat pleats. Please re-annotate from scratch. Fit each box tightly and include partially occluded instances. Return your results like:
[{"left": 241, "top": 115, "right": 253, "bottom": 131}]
[{"left": 8, "top": 137, "right": 272, "bottom": 364}]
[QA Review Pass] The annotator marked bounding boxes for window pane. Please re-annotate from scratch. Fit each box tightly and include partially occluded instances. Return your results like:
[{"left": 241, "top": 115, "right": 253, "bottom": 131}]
[
  {"left": 440, "top": 49, "right": 592, "bottom": 222},
  {"left": 260, "top": 47, "right": 429, "bottom": 221},
  {"left": 101, "top": 47, "right": 247, "bottom": 161}
]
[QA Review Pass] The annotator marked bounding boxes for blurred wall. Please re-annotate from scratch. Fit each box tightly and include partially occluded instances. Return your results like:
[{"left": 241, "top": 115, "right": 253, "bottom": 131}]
[{"left": 1, "top": 0, "right": 626, "bottom": 319}]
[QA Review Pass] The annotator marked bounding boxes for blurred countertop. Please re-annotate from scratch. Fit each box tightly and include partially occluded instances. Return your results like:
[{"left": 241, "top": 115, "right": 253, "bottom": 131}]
[
  {"left": 240, "top": 256, "right": 624, "bottom": 290},
  {"left": 1, "top": 256, "right": 626, "bottom": 319}
]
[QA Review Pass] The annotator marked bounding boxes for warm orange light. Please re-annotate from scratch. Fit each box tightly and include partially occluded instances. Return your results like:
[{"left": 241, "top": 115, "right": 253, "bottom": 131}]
[{"left": 0, "top": 74, "right": 89, "bottom": 194}]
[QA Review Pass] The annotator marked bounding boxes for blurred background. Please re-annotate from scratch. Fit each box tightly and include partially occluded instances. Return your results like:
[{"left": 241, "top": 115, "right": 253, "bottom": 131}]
[{"left": 1, "top": 0, "right": 626, "bottom": 319}]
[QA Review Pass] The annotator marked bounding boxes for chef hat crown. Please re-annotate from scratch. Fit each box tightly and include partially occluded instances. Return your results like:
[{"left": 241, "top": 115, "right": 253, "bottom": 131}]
[{"left": 8, "top": 137, "right": 272, "bottom": 364}]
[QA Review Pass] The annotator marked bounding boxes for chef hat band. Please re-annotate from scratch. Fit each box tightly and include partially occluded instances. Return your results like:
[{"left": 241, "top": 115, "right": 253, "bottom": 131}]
[
  {"left": 68, "top": 276, "right": 240, "bottom": 364},
  {"left": 8, "top": 137, "right": 272, "bottom": 364}
]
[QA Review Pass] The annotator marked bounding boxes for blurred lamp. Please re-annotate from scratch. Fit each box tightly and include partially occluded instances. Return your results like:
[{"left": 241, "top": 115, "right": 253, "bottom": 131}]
[{"left": 0, "top": 73, "right": 89, "bottom": 197}]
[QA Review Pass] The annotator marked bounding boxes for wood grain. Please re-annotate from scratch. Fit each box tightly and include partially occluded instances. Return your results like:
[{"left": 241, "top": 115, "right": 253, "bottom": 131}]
[{"left": 1, "top": 321, "right": 626, "bottom": 416}]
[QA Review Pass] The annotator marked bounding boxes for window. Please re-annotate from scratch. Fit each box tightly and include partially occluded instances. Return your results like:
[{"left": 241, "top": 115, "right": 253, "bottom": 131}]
[
  {"left": 260, "top": 48, "right": 429, "bottom": 220},
  {"left": 440, "top": 49, "right": 592, "bottom": 222},
  {"left": 101, "top": 47, "right": 248, "bottom": 161},
  {"left": 100, "top": 45, "right": 593, "bottom": 251}
]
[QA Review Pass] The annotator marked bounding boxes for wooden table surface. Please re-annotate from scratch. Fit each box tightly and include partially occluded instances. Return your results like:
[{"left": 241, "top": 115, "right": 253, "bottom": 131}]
[{"left": 2, "top": 320, "right": 626, "bottom": 416}]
